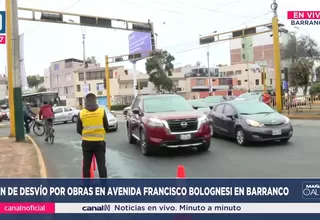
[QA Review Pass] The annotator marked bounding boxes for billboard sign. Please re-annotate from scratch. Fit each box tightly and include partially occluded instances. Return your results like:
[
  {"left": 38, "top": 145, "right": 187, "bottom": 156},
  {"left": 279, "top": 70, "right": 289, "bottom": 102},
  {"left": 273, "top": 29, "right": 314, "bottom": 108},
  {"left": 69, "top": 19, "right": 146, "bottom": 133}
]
[{"left": 128, "top": 32, "right": 152, "bottom": 61}]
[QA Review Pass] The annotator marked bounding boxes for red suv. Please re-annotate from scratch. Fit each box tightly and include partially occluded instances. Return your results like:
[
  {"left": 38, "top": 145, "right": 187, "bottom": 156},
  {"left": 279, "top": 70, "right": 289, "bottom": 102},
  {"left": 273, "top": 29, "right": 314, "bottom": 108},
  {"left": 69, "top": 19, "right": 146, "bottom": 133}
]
[{"left": 126, "top": 94, "right": 211, "bottom": 156}]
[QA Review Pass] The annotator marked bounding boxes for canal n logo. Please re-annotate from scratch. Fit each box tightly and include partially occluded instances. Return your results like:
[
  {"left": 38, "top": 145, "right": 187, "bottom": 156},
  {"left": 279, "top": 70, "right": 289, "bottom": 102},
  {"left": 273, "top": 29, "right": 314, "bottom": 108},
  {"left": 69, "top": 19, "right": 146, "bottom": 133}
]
[{"left": 0, "top": 11, "right": 6, "bottom": 34}]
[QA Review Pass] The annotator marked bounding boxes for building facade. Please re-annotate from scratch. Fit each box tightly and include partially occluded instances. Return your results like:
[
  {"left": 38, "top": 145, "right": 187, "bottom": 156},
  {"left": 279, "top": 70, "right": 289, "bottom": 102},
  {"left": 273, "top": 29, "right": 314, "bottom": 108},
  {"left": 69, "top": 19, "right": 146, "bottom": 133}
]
[{"left": 0, "top": 75, "right": 7, "bottom": 100}]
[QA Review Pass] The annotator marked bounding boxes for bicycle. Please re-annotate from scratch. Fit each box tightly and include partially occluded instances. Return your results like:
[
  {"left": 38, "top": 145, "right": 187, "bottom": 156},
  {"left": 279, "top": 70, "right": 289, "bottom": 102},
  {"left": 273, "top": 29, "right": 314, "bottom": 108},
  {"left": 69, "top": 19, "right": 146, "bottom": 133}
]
[
  {"left": 47, "top": 119, "right": 55, "bottom": 144},
  {"left": 25, "top": 117, "right": 45, "bottom": 136}
]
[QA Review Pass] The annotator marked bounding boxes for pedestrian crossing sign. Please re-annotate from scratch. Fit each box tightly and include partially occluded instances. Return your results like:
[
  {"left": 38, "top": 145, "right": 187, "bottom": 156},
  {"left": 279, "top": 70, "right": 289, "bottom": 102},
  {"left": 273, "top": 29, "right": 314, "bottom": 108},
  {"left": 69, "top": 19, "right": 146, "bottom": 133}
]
[{"left": 0, "top": 11, "right": 5, "bottom": 34}]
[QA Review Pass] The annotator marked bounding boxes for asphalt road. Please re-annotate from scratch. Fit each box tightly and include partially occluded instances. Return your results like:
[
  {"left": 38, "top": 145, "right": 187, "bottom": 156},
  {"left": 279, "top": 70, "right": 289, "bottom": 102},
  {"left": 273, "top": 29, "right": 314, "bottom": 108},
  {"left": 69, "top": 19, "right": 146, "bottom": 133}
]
[{"left": 1, "top": 118, "right": 320, "bottom": 178}]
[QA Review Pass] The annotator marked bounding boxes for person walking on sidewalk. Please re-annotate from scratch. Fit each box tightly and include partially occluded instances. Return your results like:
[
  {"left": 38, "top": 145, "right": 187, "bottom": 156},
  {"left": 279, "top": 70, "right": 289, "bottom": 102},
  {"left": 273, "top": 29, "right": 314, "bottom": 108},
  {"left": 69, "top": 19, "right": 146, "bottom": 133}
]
[
  {"left": 77, "top": 93, "right": 109, "bottom": 178},
  {"left": 39, "top": 101, "right": 54, "bottom": 142}
]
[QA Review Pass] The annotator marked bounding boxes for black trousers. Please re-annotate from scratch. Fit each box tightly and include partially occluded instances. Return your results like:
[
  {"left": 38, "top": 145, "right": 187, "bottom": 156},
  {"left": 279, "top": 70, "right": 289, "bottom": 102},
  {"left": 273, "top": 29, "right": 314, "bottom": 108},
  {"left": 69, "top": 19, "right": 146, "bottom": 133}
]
[
  {"left": 82, "top": 140, "right": 107, "bottom": 178},
  {"left": 24, "top": 116, "right": 32, "bottom": 133}
]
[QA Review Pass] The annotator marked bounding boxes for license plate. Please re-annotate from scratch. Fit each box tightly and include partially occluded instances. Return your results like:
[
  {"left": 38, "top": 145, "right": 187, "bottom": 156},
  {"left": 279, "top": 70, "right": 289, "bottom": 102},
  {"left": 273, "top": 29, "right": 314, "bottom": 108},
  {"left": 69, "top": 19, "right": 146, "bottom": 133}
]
[
  {"left": 180, "top": 134, "right": 191, "bottom": 140},
  {"left": 272, "top": 130, "right": 282, "bottom": 135}
]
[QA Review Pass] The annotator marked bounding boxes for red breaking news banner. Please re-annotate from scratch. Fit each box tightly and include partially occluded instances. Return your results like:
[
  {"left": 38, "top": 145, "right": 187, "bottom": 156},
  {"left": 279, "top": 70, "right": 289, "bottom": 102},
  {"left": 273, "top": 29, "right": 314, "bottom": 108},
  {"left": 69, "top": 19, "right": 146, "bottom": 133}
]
[
  {"left": 0, "top": 35, "right": 5, "bottom": 44},
  {"left": 287, "top": 11, "right": 320, "bottom": 19}
]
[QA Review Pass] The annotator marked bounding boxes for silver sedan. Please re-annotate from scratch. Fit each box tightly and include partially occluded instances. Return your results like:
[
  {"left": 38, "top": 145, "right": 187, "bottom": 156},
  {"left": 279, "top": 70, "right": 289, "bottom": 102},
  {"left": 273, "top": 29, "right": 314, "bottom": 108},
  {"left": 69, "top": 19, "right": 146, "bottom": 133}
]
[{"left": 53, "top": 106, "right": 80, "bottom": 124}]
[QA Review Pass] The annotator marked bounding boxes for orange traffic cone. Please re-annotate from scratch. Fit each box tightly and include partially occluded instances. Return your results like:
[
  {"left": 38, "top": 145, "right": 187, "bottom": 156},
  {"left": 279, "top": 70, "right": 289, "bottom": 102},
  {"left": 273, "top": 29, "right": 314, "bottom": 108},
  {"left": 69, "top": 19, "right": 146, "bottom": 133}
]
[
  {"left": 175, "top": 165, "right": 191, "bottom": 220},
  {"left": 82, "top": 155, "right": 96, "bottom": 178},
  {"left": 176, "top": 165, "right": 186, "bottom": 178}
]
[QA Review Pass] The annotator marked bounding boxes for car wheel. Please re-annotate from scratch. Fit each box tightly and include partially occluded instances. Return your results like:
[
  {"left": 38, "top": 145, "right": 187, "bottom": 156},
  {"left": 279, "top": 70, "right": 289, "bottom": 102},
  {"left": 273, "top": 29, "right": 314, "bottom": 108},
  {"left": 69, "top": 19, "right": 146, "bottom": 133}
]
[
  {"left": 280, "top": 138, "right": 290, "bottom": 143},
  {"left": 139, "top": 129, "right": 152, "bottom": 156},
  {"left": 72, "top": 115, "right": 78, "bottom": 123},
  {"left": 197, "top": 138, "right": 211, "bottom": 152},
  {"left": 127, "top": 124, "right": 136, "bottom": 144},
  {"left": 235, "top": 127, "right": 247, "bottom": 146},
  {"left": 114, "top": 124, "right": 118, "bottom": 132}
]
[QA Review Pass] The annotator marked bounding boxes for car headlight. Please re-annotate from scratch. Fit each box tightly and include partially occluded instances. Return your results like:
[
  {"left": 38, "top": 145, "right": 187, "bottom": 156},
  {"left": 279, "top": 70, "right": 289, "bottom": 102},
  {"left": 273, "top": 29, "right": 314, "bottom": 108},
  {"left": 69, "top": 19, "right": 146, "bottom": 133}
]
[
  {"left": 198, "top": 115, "right": 209, "bottom": 124},
  {"left": 147, "top": 118, "right": 164, "bottom": 127},
  {"left": 246, "top": 119, "right": 263, "bottom": 127},
  {"left": 284, "top": 116, "right": 290, "bottom": 124},
  {"left": 109, "top": 119, "right": 116, "bottom": 123}
]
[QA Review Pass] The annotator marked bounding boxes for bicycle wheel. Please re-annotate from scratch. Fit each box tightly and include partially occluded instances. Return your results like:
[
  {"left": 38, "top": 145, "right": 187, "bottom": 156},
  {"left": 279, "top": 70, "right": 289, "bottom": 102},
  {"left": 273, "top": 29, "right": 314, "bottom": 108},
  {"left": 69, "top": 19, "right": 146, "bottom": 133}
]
[
  {"left": 49, "top": 131, "right": 54, "bottom": 144},
  {"left": 33, "top": 122, "right": 45, "bottom": 136}
]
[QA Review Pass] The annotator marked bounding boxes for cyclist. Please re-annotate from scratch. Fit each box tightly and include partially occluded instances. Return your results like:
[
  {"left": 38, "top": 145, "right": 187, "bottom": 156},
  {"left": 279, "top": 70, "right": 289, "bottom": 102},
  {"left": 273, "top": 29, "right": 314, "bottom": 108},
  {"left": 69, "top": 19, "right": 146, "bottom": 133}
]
[
  {"left": 23, "top": 102, "right": 36, "bottom": 134},
  {"left": 39, "top": 101, "right": 54, "bottom": 142},
  {"left": 77, "top": 93, "right": 109, "bottom": 178}
]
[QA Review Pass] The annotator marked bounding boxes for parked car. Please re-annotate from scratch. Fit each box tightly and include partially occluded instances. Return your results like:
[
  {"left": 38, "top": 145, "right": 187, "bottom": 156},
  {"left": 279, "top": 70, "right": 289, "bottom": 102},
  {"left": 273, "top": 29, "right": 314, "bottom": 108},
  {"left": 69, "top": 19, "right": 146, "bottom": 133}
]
[
  {"left": 209, "top": 100, "right": 293, "bottom": 146},
  {"left": 53, "top": 106, "right": 80, "bottom": 124},
  {"left": 126, "top": 94, "right": 211, "bottom": 156},
  {"left": 99, "top": 105, "right": 118, "bottom": 131},
  {"left": 234, "top": 93, "right": 262, "bottom": 101},
  {"left": 203, "top": 96, "right": 225, "bottom": 107},
  {"left": 187, "top": 99, "right": 213, "bottom": 114},
  {"left": 0, "top": 109, "right": 9, "bottom": 120}
]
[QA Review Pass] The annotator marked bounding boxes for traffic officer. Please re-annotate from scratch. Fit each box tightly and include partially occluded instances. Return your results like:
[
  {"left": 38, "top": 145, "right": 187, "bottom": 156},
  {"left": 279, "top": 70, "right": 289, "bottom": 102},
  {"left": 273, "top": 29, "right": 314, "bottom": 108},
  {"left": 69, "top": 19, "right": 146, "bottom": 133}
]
[{"left": 77, "top": 93, "right": 109, "bottom": 178}]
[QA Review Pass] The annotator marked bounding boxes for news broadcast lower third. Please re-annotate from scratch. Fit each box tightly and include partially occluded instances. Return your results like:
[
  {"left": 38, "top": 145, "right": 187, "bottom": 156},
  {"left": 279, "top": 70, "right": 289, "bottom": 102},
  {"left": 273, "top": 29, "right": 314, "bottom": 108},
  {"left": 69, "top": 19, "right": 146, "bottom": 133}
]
[{"left": 1, "top": 1, "right": 320, "bottom": 220}]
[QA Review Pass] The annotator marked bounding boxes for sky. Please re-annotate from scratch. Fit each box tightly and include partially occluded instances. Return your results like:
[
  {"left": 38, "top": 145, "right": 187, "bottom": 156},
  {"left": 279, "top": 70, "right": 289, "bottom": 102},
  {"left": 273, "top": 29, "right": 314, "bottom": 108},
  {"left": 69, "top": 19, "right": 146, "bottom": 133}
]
[{"left": 0, "top": 0, "right": 319, "bottom": 76}]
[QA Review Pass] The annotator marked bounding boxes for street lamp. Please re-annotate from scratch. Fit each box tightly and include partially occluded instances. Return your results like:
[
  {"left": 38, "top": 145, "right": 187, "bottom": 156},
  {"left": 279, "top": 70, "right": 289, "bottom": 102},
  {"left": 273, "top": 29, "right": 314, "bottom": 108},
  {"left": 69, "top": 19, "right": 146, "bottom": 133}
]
[
  {"left": 68, "top": 19, "right": 88, "bottom": 97},
  {"left": 199, "top": 30, "right": 217, "bottom": 96}
]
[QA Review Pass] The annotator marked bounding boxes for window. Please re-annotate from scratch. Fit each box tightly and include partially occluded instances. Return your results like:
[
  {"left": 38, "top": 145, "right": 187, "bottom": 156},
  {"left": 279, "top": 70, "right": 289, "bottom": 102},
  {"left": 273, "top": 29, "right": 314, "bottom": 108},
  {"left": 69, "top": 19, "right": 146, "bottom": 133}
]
[
  {"left": 255, "top": 79, "right": 259, "bottom": 85},
  {"left": 55, "top": 76, "right": 59, "bottom": 83},
  {"left": 196, "top": 79, "right": 205, "bottom": 86},
  {"left": 235, "top": 70, "right": 242, "bottom": 75},
  {"left": 54, "top": 107, "right": 63, "bottom": 114},
  {"left": 88, "top": 84, "right": 91, "bottom": 91},
  {"left": 78, "top": 72, "right": 84, "bottom": 81},
  {"left": 234, "top": 101, "right": 274, "bottom": 115},
  {"left": 143, "top": 96, "right": 193, "bottom": 113},
  {"left": 224, "top": 104, "right": 235, "bottom": 115},
  {"left": 218, "top": 78, "right": 228, "bottom": 85},
  {"left": 64, "top": 107, "right": 72, "bottom": 112},
  {"left": 64, "top": 87, "right": 68, "bottom": 94},
  {"left": 140, "top": 82, "right": 148, "bottom": 87},
  {"left": 226, "top": 71, "right": 234, "bottom": 76},
  {"left": 65, "top": 62, "right": 73, "bottom": 69},
  {"left": 214, "top": 104, "right": 225, "bottom": 113},
  {"left": 66, "top": 73, "right": 71, "bottom": 81},
  {"left": 237, "top": 80, "right": 241, "bottom": 85},
  {"left": 270, "top": 79, "right": 272, "bottom": 85},
  {"left": 96, "top": 83, "right": 104, "bottom": 91},
  {"left": 53, "top": 64, "right": 59, "bottom": 71},
  {"left": 77, "top": 85, "right": 81, "bottom": 92},
  {"left": 242, "top": 54, "right": 246, "bottom": 59}
]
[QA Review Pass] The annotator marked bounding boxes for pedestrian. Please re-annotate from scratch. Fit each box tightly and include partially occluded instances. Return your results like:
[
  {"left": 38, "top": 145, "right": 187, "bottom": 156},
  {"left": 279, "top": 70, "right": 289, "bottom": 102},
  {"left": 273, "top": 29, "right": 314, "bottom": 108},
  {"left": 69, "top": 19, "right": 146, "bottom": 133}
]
[
  {"left": 38, "top": 101, "right": 54, "bottom": 142},
  {"left": 77, "top": 93, "right": 109, "bottom": 178},
  {"left": 262, "top": 92, "right": 271, "bottom": 106},
  {"left": 23, "top": 102, "right": 36, "bottom": 134}
]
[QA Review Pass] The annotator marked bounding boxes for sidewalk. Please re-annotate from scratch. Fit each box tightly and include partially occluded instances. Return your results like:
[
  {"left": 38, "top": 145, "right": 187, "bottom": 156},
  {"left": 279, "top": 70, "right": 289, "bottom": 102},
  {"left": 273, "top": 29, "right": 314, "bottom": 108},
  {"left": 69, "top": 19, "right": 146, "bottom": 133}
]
[{"left": 0, "top": 136, "right": 47, "bottom": 177}]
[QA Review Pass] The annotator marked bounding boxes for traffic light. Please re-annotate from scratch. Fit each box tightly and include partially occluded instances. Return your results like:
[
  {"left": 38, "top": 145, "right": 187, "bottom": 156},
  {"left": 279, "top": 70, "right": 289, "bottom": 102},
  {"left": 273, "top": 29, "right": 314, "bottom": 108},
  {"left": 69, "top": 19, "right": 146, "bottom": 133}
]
[
  {"left": 114, "top": 57, "right": 124, "bottom": 62},
  {"left": 103, "top": 78, "right": 106, "bottom": 89},
  {"left": 135, "top": 85, "right": 143, "bottom": 90},
  {"left": 199, "top": 36, "right": 215, "bottom": 45},
  {"left": 149, "top": 50, "right": 163, "bottom": 56},
  {"left": 40, "top": 13, "right": 63, "bottom": 22},
  {"left": 132, "top": 23, "right": 152, "bottom": 32}
]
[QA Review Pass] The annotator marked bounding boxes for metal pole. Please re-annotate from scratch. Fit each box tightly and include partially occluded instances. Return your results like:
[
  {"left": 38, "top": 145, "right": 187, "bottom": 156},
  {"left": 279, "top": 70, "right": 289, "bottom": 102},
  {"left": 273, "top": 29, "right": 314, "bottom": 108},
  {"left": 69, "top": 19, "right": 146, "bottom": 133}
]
[
  {"left": 207, "top": 45, "right": 212, "bottom": 96},
  {"left": 5, "top": 0, "right": 16, "bottom": 137},
  {"left": 105, "top": 56, "right": 111, "bottom": 108},
  {"left": 246, "top": 45, "right": 251, "bottom": 92},
  {"left": 271, "top": 0, "right": 282, "bottom": 112},
  {"left": 263, "top": 67, "right": 267, "bottom": 94},
  {"left": 133, "top": 62, "right": 137, "bottom": 97},
  {"left": 82, "top": 27, "right": 87, "bottom": 101},
  {"left": 12, "top": 0, "right": 25, "bottom": 141}
]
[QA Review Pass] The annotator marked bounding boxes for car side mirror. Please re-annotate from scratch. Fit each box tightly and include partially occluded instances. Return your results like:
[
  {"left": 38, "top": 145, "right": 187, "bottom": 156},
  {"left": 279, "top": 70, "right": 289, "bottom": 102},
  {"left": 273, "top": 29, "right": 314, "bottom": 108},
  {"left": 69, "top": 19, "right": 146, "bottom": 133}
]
[
  {"left": 226, "top": 114, "right": 233, "bottom": 118},
  {"left": 192, "top": 106, "right": 198, "bottom": 110},
  {"left": 209, "top": 106, "right": 213, "bottom": 110},
  {"left": 132, "top": 108, "right": 140, "bottom": 115}
]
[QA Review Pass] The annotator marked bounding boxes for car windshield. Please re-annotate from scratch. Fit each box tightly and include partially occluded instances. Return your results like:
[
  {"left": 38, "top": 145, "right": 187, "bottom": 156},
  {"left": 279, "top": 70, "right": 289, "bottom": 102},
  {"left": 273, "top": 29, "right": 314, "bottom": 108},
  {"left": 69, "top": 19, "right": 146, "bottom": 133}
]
[
  {"left": 144, "top": 96, "right": 194, "bottom": 113},
  {"left": 204, "top": 96, "right": 223, "bottom": 103},
  {"left": 188, "top": 100, "right": 208, "bottom": 108},
  {"left": 233, "top": 101, "right": 275, "bottom": 115}
]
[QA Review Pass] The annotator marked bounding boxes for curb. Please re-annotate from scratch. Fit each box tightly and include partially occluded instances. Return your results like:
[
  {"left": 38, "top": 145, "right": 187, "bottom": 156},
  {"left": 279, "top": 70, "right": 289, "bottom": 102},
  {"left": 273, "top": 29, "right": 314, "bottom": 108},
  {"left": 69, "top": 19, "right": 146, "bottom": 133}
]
[
  {"left": 26, "top": 135, "right": 48, "bottom": 178},
  {"left": 284, "top": 115, "right": 320, "bottom": 120}
]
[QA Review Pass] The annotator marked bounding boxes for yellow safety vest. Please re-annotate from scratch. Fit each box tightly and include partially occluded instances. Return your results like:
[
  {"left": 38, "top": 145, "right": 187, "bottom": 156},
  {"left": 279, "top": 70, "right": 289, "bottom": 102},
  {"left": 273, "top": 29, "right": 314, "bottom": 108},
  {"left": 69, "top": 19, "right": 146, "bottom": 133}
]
[{"left": 79, "top": 107, "right": 106, "bottom": 141}]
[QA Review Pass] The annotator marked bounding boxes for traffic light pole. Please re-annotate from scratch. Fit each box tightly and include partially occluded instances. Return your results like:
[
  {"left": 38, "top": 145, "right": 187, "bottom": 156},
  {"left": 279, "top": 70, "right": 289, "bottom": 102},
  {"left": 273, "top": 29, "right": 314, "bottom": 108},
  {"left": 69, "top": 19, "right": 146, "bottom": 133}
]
[
  {"left": 6, "top": 0, "right": 16, "bottom": 138},
  {"left": 132, "top": 62, "right": 138, "bottom": 97},
  {"left": 82, "top": 27, "right": 87, "bottom": 100},
  {"left": 12, "top": 0, "right": 25, "bottom": 141},
  {"left": 104, "top": 56, "right": 111, "bottom": 108}
]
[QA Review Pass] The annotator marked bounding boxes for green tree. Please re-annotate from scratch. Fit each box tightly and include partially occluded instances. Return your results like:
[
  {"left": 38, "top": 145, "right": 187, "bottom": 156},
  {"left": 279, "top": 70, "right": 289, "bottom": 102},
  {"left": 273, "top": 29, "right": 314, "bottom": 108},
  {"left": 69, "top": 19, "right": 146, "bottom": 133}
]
[
  {"left": 145, "top": 50, "right": 175, "bottom": 92},
  {"left": 309, "top": 83, "right": 320, "bottom": 96},
  {"left": 281, "top": 34, "right": 320, "bottom": 95},
  {"left": 27, "top": 75, "right": 43, "bottom": 88},
  {"left": 37, "top": 86, "right": 47, "bottom": 92}
]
